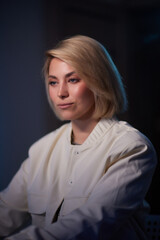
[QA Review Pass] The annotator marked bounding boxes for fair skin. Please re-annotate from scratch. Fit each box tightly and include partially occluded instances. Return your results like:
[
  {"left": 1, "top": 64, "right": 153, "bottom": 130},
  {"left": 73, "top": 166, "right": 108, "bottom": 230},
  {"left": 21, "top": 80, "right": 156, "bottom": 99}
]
[{"left": 48, "top": 58, "right": 99, "bottom": 144}]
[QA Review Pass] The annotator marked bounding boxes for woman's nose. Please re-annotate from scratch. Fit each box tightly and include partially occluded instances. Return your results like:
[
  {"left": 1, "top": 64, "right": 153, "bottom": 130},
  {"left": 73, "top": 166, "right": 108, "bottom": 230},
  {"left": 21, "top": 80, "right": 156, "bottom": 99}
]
[{"left": 57, "top": 82, "right": 69, "bottom": 98}]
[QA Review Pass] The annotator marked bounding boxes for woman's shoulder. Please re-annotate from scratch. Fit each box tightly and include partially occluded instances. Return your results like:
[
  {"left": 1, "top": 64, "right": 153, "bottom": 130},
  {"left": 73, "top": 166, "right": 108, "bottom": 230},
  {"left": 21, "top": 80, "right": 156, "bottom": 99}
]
[
  {"left": 101, "top": 118, "right": 157, "bottom": 167},
  {"left": 28, "top": 123, "right": 70, "bottom": 155},
  {"left": 102, "top": 118, "right": 155, "bottom": 149}
]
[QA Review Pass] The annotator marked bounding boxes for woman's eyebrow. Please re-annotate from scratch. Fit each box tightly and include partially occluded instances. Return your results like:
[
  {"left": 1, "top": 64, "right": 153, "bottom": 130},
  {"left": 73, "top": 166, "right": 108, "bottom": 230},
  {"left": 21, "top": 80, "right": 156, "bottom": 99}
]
[
  {"left": 48, "top": 75, "right": 57, "bottom": 79},
  {"left": 48, "top": 71, "right": 76, "bottom": 79},
  {"left": 65, "top": 71, "right": 76, "bottom": 78}
]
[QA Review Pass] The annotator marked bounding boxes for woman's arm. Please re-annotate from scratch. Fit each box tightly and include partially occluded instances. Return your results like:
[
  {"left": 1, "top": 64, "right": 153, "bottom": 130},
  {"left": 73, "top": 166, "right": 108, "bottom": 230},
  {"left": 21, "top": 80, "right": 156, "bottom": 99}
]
[{"left": 0, "top": 160, "right": 31, "bottom": 237}]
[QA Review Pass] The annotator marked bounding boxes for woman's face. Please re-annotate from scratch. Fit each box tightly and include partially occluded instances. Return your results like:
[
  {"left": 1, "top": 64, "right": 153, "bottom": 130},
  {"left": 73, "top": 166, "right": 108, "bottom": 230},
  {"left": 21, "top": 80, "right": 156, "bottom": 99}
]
[{"left": 48, "top": 58, "right": 95, "bottom": 121}]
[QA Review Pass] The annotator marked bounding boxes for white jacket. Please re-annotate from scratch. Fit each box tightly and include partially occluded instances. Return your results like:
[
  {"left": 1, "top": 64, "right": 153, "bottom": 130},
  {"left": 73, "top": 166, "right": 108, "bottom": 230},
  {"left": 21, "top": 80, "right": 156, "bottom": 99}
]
[{"left": 0, "top": 118, "right": 157, "bottom": 239}]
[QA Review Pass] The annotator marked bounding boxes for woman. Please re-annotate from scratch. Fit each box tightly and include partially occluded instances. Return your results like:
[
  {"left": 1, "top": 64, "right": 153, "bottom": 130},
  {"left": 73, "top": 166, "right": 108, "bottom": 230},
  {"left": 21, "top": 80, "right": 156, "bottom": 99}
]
[{"left": 0, "top": 35, "right": 157, "bottom": 240}]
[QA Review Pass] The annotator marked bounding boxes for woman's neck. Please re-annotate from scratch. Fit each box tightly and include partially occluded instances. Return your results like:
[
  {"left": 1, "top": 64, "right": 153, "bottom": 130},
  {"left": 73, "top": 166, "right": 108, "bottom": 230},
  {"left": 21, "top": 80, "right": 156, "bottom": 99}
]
[{"left": 71, "top": 118, "right": 99, "bottom": 145}]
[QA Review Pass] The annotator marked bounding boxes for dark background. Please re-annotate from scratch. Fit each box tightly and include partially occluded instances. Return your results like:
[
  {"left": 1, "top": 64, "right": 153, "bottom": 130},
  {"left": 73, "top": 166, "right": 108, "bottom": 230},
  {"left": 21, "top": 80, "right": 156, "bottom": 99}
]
[{"left": 0, "top": 0, "right": 160, "bottom": 214}]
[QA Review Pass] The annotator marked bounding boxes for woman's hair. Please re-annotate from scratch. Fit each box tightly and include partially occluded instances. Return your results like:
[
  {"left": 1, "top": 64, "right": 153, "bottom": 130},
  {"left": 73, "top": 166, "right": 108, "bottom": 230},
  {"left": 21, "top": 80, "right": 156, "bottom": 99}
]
[{"left": 43, "top": 35, "right": 127, "bottom": 119}]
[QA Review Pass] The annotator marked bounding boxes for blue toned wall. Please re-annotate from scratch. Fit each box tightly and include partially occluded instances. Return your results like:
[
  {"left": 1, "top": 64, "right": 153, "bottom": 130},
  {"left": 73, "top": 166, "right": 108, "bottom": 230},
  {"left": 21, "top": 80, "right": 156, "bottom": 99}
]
[{"left": 0, "top": 0, "right": 62, "bottom": 189}]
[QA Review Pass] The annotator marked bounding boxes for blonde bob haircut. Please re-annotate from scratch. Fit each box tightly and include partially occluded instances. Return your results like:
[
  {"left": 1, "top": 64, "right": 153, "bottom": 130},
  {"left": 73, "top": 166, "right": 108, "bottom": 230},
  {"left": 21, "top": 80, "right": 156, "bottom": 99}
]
[{"left": 43, "top": 35, "right": 127, "bottom": 119}]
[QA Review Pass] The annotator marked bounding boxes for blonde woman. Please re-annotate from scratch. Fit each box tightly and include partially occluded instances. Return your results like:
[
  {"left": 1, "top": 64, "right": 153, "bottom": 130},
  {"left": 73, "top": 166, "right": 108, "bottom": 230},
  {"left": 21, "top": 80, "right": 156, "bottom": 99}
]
[{"left": 0, "top": 35, "right": 157, "bottom": 240}]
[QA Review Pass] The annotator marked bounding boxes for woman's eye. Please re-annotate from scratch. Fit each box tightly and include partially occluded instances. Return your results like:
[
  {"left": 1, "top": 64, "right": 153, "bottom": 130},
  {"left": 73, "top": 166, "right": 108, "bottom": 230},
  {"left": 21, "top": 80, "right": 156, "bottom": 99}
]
[
  {"left": 49, "top": 81, "right": 57, "bottom": 86},
  {"left": 69, "top": 78, "right": 80, "bottom": 83}
]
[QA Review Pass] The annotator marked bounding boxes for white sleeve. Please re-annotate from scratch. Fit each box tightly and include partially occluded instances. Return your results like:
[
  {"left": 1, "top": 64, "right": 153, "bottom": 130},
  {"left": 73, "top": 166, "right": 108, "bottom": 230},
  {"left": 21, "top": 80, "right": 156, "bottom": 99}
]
[
  {"left": 0, "top": 159, "right": 30, "bottom": 237},
  {"left": 4, "top": 140, "right": 157, "bottom": 240}
]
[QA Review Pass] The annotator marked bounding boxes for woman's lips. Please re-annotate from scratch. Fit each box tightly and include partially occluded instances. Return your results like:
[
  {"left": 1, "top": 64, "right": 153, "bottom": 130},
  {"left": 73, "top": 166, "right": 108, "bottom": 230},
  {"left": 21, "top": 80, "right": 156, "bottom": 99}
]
[{"left": 57, "top": 103, "right": 73, "bottom": 109}]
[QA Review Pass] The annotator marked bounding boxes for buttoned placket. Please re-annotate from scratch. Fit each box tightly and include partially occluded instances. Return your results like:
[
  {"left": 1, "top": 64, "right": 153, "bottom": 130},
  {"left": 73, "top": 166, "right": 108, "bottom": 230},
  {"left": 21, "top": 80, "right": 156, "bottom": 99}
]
[
  {"left": 45, "top": 148, "right": 81, "bottom": 224},
  {"left": 68, "top": 148, "right": 80, "bottom": 187}
]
